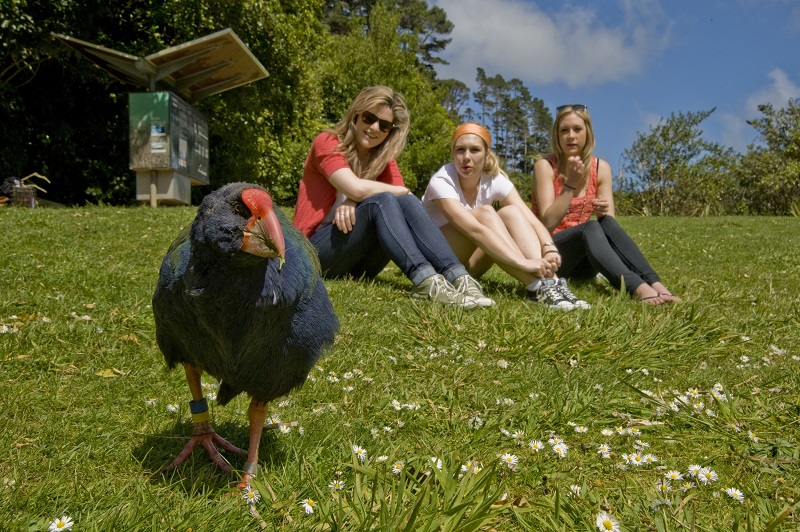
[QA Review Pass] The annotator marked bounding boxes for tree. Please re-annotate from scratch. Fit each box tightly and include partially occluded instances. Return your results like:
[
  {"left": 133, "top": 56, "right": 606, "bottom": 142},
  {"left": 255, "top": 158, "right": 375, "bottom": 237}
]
[
  {"left": 321, "top": 0, "right": 452, "bottom": 72},
  {"left": 737, "top": 99, "right": 800, "bottom": 214},
  {"left": 435, "top": 78, "right": 470, "bottom": 123},
  {"left": 620, "top": 108, "right": 737, "bottom": 215}
]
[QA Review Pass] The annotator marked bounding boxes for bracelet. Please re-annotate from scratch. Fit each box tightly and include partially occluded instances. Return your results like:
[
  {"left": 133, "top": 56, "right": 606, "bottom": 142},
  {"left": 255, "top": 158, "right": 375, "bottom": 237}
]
[
  {"left": 562, "top": 183, "right": 576, "bottom": 191},
  {"left": 544, "top": 250, "right": 560, "bottom": 255}
]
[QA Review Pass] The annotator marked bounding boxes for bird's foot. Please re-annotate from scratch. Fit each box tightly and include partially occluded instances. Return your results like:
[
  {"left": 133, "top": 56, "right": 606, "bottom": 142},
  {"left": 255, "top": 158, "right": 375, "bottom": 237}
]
[{"left": 162, "top": 422, "right": 246, "bottom": 474}]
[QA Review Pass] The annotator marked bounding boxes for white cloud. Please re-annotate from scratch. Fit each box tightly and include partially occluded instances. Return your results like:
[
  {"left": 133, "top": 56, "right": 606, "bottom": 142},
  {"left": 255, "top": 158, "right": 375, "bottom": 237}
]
[
  {"left": 720, "top": 69, "right": 799, "bottom": 151},
  {"left": 744, "top": 68, "right": 800, "bottom": 116},
  {"left": 431, "top": 0, "right": 671, "bottom": 88}
]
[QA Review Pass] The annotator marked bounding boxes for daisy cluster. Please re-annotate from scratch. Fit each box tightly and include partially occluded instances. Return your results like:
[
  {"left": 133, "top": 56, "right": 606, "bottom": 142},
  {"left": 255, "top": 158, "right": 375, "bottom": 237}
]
[{"left": 1, "top": 312, "right": 52, "bottom": 334}]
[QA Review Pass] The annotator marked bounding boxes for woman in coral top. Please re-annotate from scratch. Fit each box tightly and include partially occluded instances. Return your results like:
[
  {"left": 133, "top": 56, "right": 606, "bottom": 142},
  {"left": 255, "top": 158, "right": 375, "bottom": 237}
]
[
  {"left": 293, "top": 85, "right": 492, "bottom": 308},
  {"left": 532, "top": 104, "right": 679, "bottom": 304}
]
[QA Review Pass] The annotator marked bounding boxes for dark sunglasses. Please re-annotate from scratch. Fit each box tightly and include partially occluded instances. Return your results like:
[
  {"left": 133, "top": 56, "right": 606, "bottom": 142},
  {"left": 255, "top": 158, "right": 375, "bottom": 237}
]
[
  {"left": 556, "top": 104, "right": 588, "bottom": 113},
  {"left": 360, "top": 111, "right": 396, "bottom": 133}
]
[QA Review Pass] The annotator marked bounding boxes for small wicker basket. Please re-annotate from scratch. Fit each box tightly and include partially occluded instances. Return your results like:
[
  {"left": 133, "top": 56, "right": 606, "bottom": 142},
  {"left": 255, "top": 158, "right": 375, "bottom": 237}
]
[{"left": 11, "top": 185, "right": 36, "bottom": 207}]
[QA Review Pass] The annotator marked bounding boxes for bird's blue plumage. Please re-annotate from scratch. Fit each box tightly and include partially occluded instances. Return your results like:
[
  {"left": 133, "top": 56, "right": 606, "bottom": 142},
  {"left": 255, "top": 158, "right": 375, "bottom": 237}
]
[{"left": 153, "top": 182, "right": 338, "bottom": 406}]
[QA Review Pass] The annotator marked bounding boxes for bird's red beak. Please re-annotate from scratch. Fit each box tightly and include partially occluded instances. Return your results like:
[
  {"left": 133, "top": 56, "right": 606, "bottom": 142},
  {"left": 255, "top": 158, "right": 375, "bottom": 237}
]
[{"left": 241, "top": 188, "right": 286, "bottom": 263}]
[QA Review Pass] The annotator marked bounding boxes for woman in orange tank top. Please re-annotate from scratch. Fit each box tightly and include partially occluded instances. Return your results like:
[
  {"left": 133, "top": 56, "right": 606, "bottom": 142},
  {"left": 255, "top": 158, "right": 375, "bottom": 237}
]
[{"left": 531, "top": 105, "right": 679, "bottom": 304}]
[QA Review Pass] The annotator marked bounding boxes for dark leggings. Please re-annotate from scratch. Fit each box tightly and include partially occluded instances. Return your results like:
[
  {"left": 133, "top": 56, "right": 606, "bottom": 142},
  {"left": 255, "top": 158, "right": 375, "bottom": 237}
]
[{"left": 553, "top": 216, "right": 661, "bottom": 294}]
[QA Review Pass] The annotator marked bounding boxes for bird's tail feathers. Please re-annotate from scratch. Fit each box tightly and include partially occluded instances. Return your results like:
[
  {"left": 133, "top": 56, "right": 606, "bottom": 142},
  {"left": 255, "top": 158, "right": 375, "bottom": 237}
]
[{"left": 217, "top": 382, "right": 238, "bottom": 406}]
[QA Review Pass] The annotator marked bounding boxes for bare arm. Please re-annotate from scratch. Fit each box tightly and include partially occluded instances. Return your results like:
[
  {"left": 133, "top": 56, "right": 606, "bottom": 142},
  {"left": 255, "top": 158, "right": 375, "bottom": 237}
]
[
  {"left": 591, "top": 159, "right": 615, "bottom": 218},
  {"left": 532, "top": 158, "right": 581, "bottom": 232},
  {"left": 328, "top": 167, "right": 408, "bottom": 203}
]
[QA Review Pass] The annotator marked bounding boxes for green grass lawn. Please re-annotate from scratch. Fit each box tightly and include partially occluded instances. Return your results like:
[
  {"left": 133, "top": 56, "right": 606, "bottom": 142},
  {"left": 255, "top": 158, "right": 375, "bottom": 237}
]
[{"left": 1, "top": 205, "right": 798, "bottom": 531}]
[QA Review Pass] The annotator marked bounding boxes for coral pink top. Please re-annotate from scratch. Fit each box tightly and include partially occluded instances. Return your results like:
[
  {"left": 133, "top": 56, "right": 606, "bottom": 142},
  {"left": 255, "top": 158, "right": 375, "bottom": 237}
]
[
  {"left": 532, "top": 155, "right": 599, "bottom": 233},
  {"left": 293, "top": 132, "right": 404, "bottom": 238}
]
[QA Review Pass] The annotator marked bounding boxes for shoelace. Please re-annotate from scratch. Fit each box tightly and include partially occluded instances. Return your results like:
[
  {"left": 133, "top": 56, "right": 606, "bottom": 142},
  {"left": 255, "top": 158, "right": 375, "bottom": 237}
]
[
  {"left": 543, "top": 283, "right": 567, "bottom": 303},
  {"left": 426, "top": 276, "right": 447, "bottom": 298},
  {"left": 458, "top": 276, "right": 483, "bottom": 298}
]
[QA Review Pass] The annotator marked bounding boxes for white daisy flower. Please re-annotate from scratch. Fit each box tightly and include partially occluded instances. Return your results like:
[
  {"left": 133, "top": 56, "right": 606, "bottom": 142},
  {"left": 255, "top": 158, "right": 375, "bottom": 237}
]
[
  {"left": 352, "top": 445, "right": 367, "bottom": 462},
  {"left": 698, "top": 467, "right": 718, "bottom": 484},
  {"left": 467, "top": 416, "right": 484, "bottom": 430},
  {"left": 300, "top": 498, "right": 316, "bottom": 514},
  {"left": 243, "top": 486, "right": 260, "bottom": 505},
  {"left": 48, "top": 516, "right": 74, "bottom": 531},
  {"left": 500, "top": 453, "right": 519, "bottom": 468},
  {"left": 595, "top": 510, "right": 620, "bottom": 531},
  {"left": 725, "top": 487, "right": 745, "bottom": 502},
  {"left": 552, "top": 442, "right": 568, "bottom": 458},
  {"left": 665, "top": 470, "right": 683, "bottom": 481}
]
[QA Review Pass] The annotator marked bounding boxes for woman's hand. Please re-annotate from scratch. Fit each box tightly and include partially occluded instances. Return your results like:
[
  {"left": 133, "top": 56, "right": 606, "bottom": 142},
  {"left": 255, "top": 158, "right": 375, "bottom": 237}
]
[
  {"left": 520, "top": 257, "right": 556, "bottom": 278},
  {"left": 334, "top": 200, "right": 357, "bottom": 233},
  {"left": 564, "top": 156, "right": 584, "bottom": 189},
  {"left": 591, "top": 196, "right": 610, "bottom": 218},
  {"left": 543, "top": 249, "right": 561, "bottom": 270}
]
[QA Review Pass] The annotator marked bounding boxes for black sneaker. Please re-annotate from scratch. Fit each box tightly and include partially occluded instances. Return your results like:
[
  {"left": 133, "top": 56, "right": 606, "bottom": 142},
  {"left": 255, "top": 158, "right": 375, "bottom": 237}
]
[
  {"left": 556, "top": 278, "right": 591, "bottom": 309},
  {"left": 526, "top": 279, "right": 574, "bottom": 310}
]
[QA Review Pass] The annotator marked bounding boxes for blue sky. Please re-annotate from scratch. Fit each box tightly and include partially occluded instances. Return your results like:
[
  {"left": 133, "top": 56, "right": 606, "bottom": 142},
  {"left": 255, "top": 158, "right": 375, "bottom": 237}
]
[{"left": 429, "top": 0, "right": 800, "bottom": 173}]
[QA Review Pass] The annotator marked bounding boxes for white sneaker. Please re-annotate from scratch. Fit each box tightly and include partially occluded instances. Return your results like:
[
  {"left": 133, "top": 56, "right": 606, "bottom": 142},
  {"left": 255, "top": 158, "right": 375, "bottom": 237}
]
[
  {"left": 411, "top": 274, "right": 480, "bottom": 308},
  {"left": 454, "top": 275, "right": 496, "bottom": 307},
  {"left": 556, "top": 278, "right": 591, "bottom": 309}
]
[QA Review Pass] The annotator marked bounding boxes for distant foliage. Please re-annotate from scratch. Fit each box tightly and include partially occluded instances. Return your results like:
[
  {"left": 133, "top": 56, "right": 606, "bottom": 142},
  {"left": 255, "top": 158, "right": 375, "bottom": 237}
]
[
  {"left": 736, "top": 99, "right": 800, "bottom": 215},
  {"left": 619, "top": 102, "right": 800, "bottom": 216},
  {"left": 619, "top": 109, "right": 738, "bottom": 216}
]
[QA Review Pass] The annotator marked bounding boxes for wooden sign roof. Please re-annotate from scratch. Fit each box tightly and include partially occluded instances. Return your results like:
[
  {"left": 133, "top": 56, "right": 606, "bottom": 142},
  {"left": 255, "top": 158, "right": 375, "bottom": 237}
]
[{"left": 53, "top": 28, "right": 268, "bottom": 102}]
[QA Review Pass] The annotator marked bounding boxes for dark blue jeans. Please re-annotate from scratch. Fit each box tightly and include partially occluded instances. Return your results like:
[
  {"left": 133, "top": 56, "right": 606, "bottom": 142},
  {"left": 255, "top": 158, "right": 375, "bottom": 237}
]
[
  {"left": 553, "top": 215, "right": 661, "bottom": 294},
  {"left": 309, "top": 193, "right": 468, "bottom": 286}
]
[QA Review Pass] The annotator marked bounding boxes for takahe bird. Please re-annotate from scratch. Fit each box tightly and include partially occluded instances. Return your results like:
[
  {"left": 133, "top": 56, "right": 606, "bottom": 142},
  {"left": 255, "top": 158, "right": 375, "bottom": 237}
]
[{"left": 152, "top": 182, "right": 338, "bottom": 485}]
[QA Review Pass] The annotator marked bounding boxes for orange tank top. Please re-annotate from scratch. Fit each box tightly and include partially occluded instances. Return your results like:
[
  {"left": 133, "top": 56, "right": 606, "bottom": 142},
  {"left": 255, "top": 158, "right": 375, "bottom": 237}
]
[{"left": 533, "top": 155, "right": 598, "bottom": 233}]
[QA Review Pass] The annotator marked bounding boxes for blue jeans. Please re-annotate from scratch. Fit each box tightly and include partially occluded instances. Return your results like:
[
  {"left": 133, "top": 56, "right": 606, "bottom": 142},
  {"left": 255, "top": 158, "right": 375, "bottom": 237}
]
[
  {"left": 553, "top": 216, "right": 661, "bottom": 294},
  {"left": 309, "top": 193, "right": 468, "bottom": 286}
]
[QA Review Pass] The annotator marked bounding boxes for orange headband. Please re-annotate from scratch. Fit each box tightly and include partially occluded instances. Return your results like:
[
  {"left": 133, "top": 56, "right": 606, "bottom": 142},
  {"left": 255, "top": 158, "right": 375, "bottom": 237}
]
[{"left": 451, "top": 123, "right": 491, "bottom": 151}]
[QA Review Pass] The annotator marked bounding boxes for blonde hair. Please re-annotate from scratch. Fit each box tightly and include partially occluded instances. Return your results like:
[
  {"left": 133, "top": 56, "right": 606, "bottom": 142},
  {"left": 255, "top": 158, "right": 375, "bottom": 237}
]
[
  {"left": 451, "top": 122, "right": 506, "bottom": 177},
  {"left": 328, "top": 86, "right": 410, "bottom": 181},
  {"left": 549, "top": 106, "right": 595, "bottom": 180}
]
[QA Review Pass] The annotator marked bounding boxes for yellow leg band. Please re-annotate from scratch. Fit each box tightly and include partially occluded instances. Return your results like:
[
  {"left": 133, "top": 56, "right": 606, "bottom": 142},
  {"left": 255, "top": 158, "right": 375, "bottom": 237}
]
[{"left": 192, "top": 410, "right": 211, "bottom": 423}]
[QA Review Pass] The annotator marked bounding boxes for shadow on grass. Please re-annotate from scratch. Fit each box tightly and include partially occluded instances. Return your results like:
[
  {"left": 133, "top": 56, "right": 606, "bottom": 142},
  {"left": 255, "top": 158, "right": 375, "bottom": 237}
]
[{"left": 133, "top": 420, "right": 287, "bottom": 491}]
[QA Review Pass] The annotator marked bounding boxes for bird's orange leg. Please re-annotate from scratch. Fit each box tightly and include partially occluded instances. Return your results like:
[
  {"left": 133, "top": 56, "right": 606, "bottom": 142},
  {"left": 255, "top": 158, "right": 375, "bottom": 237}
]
[
  {"left": 161, "top": 364, "right": 246, "bottom": 474},
  {"left": 239, "top": 399, "right": 268, "bottom": 487}
]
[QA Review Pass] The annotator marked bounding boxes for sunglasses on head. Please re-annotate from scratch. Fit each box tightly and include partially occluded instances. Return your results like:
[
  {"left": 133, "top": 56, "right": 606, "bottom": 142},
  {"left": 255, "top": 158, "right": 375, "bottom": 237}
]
[
  {"left": 556, "top": 104, "right": 588, "bottom": 113},
  {"left": 360, "top": 111, "right": 396, "bottom": 133}
]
